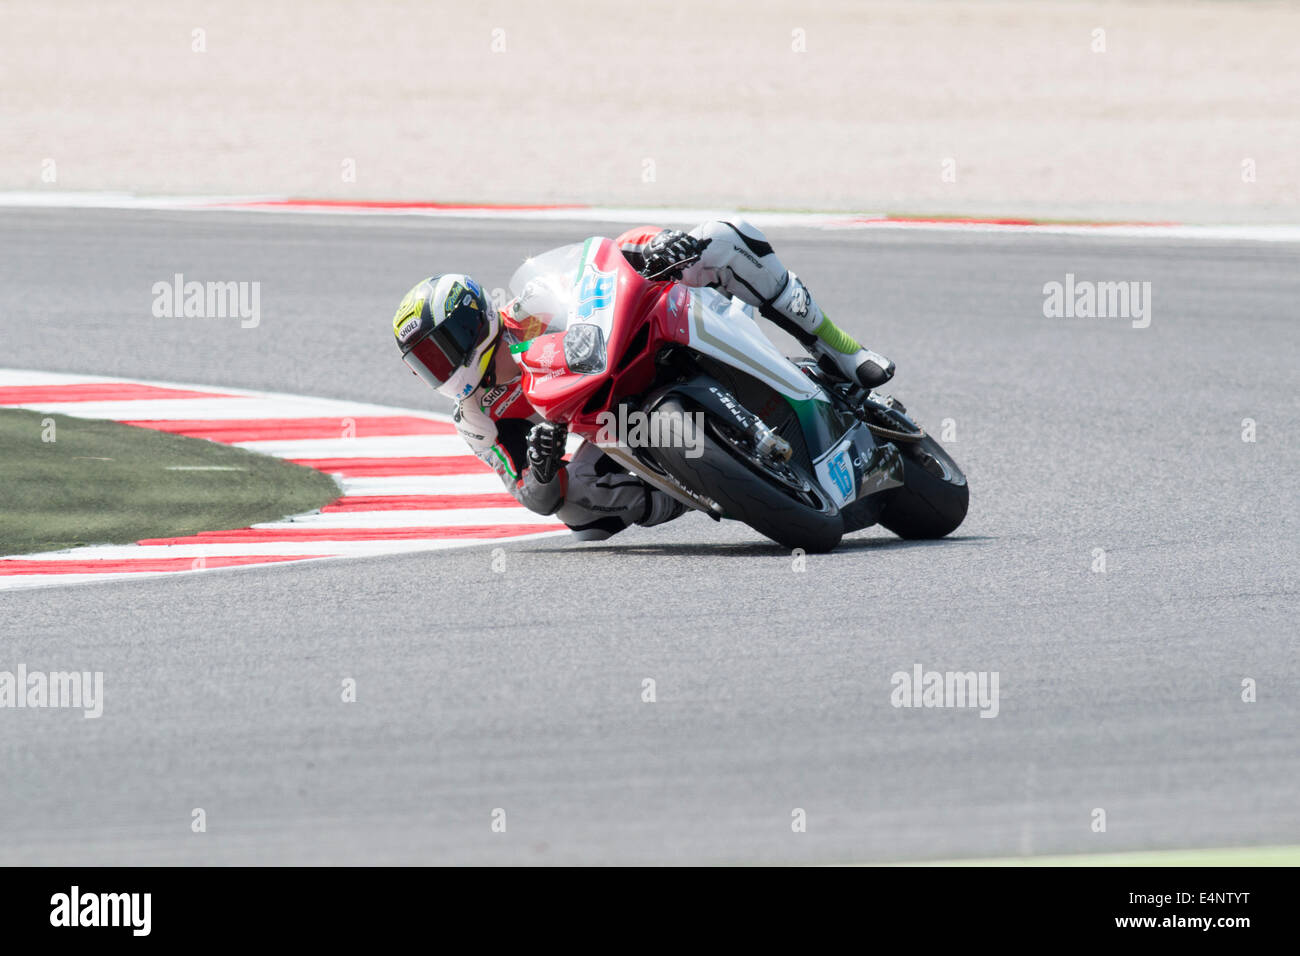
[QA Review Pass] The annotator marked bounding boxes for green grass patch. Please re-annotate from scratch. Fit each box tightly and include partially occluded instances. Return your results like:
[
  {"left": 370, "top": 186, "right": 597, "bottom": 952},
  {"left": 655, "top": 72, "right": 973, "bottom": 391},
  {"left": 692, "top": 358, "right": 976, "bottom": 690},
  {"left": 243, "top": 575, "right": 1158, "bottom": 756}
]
[
  {"left": 0, "top": 409, "right": 340, "bottom": 555},
  {"left": 886, "top": 845, "right": 1300, "bottom": 867}
]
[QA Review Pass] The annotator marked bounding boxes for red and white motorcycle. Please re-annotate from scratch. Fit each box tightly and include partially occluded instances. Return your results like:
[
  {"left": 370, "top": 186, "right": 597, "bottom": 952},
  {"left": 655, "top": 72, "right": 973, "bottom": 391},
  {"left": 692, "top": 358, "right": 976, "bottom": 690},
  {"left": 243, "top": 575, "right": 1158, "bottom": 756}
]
[{"left": 508, "top": 238, "right": 968, "bottom": 552}]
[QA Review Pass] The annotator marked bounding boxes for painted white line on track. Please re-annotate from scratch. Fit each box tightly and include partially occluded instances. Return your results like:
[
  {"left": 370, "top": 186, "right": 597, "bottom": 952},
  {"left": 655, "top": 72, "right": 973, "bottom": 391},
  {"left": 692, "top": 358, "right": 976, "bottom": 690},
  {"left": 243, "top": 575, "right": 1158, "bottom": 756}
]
[
  {"left": 232, "top": 435, "right": 466, "bottom": 458},
  {"left": 338, "top": 475, "right": 505, "bottom": 496},
  {"left": 16, "top": 541, "right": 482, "bottom": 560},
  {"left": 5, "top": 397, "right": 396, "bottom": 422},
  {"left": 4, "top": 191, "right": 1298, "bottom": 242},
  {"left": 255, "top": 508, "right": 561, "bottom": 529}
]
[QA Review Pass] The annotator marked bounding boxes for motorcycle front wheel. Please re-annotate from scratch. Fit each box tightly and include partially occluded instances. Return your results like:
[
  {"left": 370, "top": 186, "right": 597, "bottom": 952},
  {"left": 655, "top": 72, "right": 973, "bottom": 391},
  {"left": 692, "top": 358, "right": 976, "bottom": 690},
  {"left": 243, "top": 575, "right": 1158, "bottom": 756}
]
[
  {"left": 649, "top": 396, "right": 843, "bottom": 553},
  {"left": 876, "top": 433, "right": 969, "bottom": 539}
]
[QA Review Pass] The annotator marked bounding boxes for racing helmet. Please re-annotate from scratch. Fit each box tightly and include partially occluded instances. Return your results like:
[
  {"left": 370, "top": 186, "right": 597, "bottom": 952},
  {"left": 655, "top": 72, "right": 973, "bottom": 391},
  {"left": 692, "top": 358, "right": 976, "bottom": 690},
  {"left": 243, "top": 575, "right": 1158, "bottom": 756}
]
[{"left": 392, "top": 274, "right": 499, "bottom": 400}]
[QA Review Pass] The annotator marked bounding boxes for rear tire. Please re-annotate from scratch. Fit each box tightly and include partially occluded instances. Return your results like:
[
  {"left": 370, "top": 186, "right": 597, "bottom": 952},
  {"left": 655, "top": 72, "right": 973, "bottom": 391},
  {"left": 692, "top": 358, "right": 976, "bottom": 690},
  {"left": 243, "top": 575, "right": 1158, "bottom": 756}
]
[
  {"left": 650, "top": 398, "right": 843, "bottom": 552},
  {"left": 877, "top": 434, "right": 968, "bottom": 539}
]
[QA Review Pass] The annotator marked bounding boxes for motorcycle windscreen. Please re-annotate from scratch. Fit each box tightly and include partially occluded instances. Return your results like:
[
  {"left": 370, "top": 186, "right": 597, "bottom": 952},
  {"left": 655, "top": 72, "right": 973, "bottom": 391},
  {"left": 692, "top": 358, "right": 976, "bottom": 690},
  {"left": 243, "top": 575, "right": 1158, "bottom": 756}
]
[
  {"left": 508, "top": 242, "right": 587, "bottom": 338},
  {"left": 507, "top": 239, "right": 627, "bottom": 342}
]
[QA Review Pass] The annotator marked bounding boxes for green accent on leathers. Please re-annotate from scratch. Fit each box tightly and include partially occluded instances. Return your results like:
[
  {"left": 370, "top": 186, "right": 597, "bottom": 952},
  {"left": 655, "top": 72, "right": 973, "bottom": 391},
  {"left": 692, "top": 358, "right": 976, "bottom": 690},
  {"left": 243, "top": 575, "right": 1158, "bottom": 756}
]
[{"left": 812, "top": 314, "right": 863, "bottom": 355}]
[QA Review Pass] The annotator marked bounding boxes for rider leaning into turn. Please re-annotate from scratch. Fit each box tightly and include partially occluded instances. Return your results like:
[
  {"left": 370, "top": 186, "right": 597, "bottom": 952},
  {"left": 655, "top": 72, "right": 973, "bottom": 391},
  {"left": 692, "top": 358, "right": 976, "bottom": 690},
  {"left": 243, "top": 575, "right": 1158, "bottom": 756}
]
[{"left": 391, "top": 220, "right": 895, "bottom": 541}]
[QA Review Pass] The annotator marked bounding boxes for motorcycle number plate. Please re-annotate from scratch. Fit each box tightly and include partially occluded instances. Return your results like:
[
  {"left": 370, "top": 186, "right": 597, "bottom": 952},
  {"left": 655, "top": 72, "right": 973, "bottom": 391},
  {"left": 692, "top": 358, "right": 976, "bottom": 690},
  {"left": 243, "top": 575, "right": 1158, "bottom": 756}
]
[{"left": 815, "top": 441, "right": 856, "bottom": 507}]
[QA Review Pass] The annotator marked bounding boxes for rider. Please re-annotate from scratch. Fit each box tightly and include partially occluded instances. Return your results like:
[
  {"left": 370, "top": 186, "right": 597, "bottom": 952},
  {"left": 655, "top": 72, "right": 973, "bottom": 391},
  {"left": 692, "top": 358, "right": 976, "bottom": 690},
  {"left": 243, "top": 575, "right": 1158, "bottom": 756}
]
[{"left": 391, "top": 220, "right": 894, "bottom": 541}]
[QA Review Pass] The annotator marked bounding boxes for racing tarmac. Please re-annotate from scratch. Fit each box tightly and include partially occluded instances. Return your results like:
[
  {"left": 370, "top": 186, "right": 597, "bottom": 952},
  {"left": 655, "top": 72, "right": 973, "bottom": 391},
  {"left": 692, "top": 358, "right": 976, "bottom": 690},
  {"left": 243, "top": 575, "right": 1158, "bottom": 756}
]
[{"left": 1, "top": 208, "right": 1296, "bottom": 864}]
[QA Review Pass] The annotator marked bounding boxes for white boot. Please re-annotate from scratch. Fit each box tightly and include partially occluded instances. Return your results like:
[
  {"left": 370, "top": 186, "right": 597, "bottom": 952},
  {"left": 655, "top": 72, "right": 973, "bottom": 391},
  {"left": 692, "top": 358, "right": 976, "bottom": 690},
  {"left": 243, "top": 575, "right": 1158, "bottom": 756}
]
[{"left": 770, "top": 271, "right": 895, "bottom": 388}]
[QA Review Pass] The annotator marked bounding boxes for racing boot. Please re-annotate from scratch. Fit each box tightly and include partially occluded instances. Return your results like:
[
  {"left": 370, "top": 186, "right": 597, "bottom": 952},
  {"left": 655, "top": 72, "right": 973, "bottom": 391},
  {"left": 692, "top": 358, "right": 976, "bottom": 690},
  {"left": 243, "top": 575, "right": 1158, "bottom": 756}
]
[
  {"left": 809, "top": 316, "right": 896, "bottom": 388},
  {"left": 767, "top": 272, "right": 895, "bottom": 389},
  {"left": 637, "top": 487, "right": 688, "bottom": 528}
]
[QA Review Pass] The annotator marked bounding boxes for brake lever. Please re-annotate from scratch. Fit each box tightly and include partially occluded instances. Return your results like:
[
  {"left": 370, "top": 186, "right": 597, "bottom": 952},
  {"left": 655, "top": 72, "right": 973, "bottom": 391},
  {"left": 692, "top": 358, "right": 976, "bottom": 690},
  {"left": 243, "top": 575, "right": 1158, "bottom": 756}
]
[{"left": 643, "top": 256, "right": 700, "bottom": 282}]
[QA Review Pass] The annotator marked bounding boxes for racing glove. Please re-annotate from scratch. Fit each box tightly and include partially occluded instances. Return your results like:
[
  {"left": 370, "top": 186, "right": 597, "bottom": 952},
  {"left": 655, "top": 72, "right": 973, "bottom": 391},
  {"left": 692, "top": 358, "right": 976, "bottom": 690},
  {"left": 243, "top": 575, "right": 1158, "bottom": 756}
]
[
  {"left": 526, "top": 422, "right": 568, "bottom": 484},
  {"left": 641, "top": 230, "right": 712, "bottom": 280}
]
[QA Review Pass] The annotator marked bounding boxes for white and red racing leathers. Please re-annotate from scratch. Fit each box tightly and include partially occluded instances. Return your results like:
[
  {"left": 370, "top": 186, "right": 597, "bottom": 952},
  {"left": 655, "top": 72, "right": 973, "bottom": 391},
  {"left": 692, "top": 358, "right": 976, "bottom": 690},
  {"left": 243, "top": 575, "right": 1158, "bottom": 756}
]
[{"left": 453, "top": 219, "right": 823, "bottom": 540}]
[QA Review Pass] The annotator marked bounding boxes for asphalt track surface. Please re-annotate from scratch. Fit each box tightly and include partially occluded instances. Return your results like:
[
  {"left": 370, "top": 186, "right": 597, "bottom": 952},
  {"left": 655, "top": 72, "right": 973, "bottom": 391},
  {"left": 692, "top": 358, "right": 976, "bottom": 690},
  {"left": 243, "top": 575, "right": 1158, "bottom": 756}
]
[{"left": 1, "top": 209, "right": 1296, "bottom": 864}]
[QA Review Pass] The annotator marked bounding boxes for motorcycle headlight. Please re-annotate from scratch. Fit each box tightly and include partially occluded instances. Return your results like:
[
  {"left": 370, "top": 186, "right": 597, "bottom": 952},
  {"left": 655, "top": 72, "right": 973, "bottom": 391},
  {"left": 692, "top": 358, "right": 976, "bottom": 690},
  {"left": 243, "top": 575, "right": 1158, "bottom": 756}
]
[{"left": 563, "top": 323, "right": 606, "bottom": 373}]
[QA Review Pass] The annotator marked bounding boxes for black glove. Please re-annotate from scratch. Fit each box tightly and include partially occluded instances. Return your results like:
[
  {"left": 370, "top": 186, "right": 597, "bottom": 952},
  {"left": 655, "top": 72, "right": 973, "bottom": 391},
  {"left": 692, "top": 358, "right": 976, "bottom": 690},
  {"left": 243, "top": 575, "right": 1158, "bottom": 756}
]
[
  {"left": 526, "top": 422, "right": 568, "bottom": 484},
  {"left": 641, "top": 230, "right": 711, "bottom": 280}
]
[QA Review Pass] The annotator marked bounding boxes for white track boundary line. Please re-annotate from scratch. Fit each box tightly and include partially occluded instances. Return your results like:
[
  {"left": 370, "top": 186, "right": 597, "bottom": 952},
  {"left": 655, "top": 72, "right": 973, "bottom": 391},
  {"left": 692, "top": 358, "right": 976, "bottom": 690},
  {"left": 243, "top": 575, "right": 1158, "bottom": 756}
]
[{"left": 2, "top": 191, "right": 1298, "bottom": 242}]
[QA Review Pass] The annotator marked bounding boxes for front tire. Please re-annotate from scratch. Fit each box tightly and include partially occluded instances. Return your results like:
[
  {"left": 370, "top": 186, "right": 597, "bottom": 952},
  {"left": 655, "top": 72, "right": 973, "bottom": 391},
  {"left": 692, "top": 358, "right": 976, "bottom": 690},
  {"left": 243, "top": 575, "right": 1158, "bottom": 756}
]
[
  {"left": 877, "top": 434, "right": 968, "bottom": 539},
  {"left": 650, "top": 398, "right": 843, "bottom": 552}
]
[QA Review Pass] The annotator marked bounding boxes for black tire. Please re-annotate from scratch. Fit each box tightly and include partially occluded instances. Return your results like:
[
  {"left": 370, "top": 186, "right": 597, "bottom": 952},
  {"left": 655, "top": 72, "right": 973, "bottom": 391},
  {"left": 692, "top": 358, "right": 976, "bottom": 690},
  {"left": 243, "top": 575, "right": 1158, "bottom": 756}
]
[
  {"left": 650, "top": 398, "right": 843, "bottom": 552},
  {"left": 877, "top": 434, "right": 969, "bottom": 539}
]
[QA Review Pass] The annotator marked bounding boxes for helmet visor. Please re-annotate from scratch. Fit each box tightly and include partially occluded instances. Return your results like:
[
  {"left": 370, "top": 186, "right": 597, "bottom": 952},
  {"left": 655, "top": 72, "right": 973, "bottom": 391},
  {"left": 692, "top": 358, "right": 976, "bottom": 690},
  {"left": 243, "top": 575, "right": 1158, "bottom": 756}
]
[
  {"left": 402, "top": 333, "right": 458, "bottom": 389},
  {"left": 431, "top": 296, "right": 491, "bottom": 364},
  {"left": 401, "top": 299, "right": 493, "bottom": 390}
]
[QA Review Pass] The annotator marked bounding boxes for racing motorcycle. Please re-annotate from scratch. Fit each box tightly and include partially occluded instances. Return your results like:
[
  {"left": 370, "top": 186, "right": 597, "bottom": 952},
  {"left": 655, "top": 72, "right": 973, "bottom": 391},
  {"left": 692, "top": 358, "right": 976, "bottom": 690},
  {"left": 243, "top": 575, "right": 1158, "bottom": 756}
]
[{"left": 508, "top": 238, "right": 968, "bottom": 552}]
